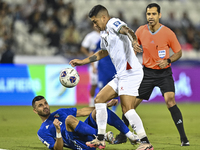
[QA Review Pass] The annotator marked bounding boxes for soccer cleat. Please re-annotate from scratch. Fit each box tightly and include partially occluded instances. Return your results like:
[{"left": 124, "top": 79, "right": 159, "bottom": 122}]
[
  {"left": 136, "top": 143, "right": 154, "bottom": 150},
  {"left": 129, "top": 133, "right": 140, "bottom": 145},
  {"left": 181, "top": 141, "right": 190, "bottom": 146},
  {"left": 114, "top": 133, "right": 127, "bottom": 144},
  {"left": 86, "top": 135, "right": 105, "bottom": 149},
  {"left": 105, "top": 131, "right": 115, "bottom": 144}
]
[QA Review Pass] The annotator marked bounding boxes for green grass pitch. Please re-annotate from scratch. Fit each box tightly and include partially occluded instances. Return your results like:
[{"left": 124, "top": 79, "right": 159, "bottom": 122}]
[{"left": 0, "top": 103, "right": 199, "bottom": 150}]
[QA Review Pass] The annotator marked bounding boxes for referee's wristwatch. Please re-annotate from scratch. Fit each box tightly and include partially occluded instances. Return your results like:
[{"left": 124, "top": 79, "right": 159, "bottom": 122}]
[{"left": 167, "top": 58, "right": 171, "bottom": 64}]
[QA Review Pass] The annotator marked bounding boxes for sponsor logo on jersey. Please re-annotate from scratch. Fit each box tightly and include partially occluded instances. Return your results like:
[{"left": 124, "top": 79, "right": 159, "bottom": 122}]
[
  {"left": 158, "top": 50, "right": 166, "bottom": 58},
  {"left": 113, "top": 21, "right": 121, "bottom": 27},
  {"left": 46, "top": 125, "right": 49, "bottom": 129}
]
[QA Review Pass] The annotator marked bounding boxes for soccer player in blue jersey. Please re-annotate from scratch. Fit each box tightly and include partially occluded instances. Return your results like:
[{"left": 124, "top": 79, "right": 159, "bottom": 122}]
[{"left": 32, "top": 95, "right": 139, "bottom": 150}]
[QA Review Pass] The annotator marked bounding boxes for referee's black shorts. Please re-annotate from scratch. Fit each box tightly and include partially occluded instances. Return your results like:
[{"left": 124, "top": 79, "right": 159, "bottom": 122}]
[{"left": 137, "top": 66, "right": 175, "bottom": 100}]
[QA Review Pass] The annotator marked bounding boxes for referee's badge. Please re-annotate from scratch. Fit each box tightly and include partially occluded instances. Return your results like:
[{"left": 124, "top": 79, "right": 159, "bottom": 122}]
[{"left": 158, "top": 50, "right": 166, "bottom": 59}]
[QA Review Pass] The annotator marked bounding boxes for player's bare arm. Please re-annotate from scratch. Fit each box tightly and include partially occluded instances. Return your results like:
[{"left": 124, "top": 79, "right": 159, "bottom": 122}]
[
  {"left": 69, "top": 50, "right": 108, "bottom": 67},
  {"left": 53, "top": 118, "right": 64, "bottom": 150},
  {"left": 119, "top": 26, "right": 142, "bottom": 53},
  {"left": 157, "top": 50, "right": 182, "bottom": 69}
]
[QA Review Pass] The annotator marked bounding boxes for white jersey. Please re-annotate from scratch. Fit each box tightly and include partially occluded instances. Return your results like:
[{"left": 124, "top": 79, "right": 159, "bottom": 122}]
[
  {"left": 81, "top": 30, "right": 100, "bottom": 85},
  {"left": 100, "top": 18, "right": 142, "bottom": 77},
  {"left": 81, "top": 30, "right": 100, "bottom": 52}
]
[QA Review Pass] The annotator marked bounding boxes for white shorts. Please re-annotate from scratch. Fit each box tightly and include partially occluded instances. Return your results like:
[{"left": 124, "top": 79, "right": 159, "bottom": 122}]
[
  {"left": 108, "top": 69, "right": 143, "bottom": 96},
  {"left": 89, "top": 64, "right": 98, "bottom": 85}
]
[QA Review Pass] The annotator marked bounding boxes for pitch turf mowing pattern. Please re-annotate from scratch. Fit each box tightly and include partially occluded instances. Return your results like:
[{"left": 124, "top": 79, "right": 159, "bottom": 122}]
[{"left": 0, "top": 103, "right": 199, "bottom": 150}]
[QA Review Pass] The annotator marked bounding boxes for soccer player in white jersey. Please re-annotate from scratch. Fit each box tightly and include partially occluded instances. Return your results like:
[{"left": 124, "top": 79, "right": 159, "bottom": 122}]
[
  {"left": 81, "top": 27, "right": 100, "bottom": 107},
  {"left": 70, "top": 5, "right": 154, "bottom": 150}
]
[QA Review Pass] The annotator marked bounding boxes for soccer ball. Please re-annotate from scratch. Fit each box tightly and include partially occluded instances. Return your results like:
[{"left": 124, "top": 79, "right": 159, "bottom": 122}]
[{"left": 59, "top": 68, "right": 80, "bottom": 88}]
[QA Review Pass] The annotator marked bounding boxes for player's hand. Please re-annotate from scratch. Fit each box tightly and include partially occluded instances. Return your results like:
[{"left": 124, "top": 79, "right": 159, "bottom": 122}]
[
  {"left": 156, "top": 59, "right": 168, "bottom": 69},
  {"left": 69, "top": 59, "right": 83, "bottom": 67},
  {"left": 53, "top": 119, "right": 61, "bottom": 132},
  {"left": 132, "top": 41, "right": 142, "bottom": 53},
  {"left": 107, "top": 99, "right": 118, "bottom": 107}
]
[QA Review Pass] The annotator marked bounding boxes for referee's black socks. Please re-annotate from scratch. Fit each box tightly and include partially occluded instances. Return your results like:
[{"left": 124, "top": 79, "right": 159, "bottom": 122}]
[{"left": 169, "top": 105, "right": 188, "bottom": 142}]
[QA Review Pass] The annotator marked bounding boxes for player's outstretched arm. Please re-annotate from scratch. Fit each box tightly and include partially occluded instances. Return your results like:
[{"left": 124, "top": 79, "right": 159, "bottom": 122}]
[{"left": 69, "top": 50, "right": 108, "bottom": 67}]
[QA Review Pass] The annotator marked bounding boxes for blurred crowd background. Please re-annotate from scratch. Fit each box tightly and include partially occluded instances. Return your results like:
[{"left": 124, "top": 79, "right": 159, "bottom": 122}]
[{"left": 0, "top": 0, "right": 200, "bottom": 64}]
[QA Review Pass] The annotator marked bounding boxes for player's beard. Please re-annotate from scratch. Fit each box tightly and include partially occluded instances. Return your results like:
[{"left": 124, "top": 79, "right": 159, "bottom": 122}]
[{"left": 38, "top": 108, "right": 50, "bottom": 117}]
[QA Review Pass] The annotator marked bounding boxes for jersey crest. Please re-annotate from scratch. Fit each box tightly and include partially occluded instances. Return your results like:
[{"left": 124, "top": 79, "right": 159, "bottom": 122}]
[
  {"left": 113, "top": 21, "right": 121, "bottom": 27},
  {"left": 54, "top": 113, "right": 60, "bottom": 118}
]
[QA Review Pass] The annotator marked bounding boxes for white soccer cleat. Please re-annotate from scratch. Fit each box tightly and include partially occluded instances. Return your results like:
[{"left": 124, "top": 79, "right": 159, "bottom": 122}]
[
  {"left": 129, "top": 133, "right": 140, "bottom": 145},
  {"left": 105, "top": 131, "right": 115, "bottom": 144}
]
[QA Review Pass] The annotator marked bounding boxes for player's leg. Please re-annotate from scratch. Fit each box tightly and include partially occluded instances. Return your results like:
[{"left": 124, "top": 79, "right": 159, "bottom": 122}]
[
  {"left": 86, "top": 81, "right": 118, "bottom": 149},
  {"left": 118, "top": 71, "right": 153, "bottom": 150},
  {"left": 114, "top": 73, "right": 154, "bottom": 145},
  {"left": 114, "top": 98, "right": 143, "bottom": 144},
  {"left": 86, "top": 108, "right": 139, "bottom": 144},
  {"left": 120, "top": 95, "right": 153, "bottom": 150},
  {"left": 89, "top": 65, "right": 98, "bottom": 107},
  {"left": 89, "top": 84, "right": 97, "bottom": 106},
  {"left": 160, "top": 76, "right": 189, "bottom": 146},
  {"left": 65, "top": 115, "right": 97, "bottom": 135}
]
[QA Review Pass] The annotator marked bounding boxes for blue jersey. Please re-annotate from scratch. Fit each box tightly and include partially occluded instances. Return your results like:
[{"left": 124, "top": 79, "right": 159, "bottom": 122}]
[
  {"left": 92, "top": 40, "right": 116, "bottom": 89},
  {"left": 37, "top": 108, "right": 95, "bottom": 150}
]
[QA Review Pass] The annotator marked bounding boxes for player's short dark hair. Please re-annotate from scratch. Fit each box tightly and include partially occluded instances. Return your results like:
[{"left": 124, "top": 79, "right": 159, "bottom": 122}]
[
  {"left": 32, "top": 95, "right": 45, "bottom": 108},
  {"left": 89, "top": 5, "right": 107, "bottom": 18},
  {"left": 146, "top": 3, "right": 160, "bottom": 14}
]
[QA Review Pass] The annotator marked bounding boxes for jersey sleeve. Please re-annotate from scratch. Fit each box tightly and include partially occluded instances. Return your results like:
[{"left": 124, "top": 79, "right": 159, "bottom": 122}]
[
  {"left": 37, "top": 131, "right": 55, "bottom": 149},
  {"left": 168, "top": 30, "right": 181, "bottom": 53},
  {"left": 108, "top": 18, "right": 127, "bottom": 33},
  {"left": 81, "top": 34, "right": 90, "bottom": 48}
]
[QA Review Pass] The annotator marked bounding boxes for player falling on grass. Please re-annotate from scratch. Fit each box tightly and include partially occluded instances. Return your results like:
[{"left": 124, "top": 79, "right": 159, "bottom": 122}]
[
  {"left": 70, "top": 5, "right": 153, "bottom": 150},
  {"left": 114, "top": 3, "right": 190, "bottom": 147},
  {"left": 32, "top": 96, "right": 139, "bottom": 150}
]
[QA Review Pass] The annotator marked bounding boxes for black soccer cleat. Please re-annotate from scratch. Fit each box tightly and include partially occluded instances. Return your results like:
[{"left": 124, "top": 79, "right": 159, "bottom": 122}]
[
  {"left": 181, "top": 141, "right": 190, "bottom": 146},
  {"left": 114, "top": 133, "right": 127, "bottom": 144}
]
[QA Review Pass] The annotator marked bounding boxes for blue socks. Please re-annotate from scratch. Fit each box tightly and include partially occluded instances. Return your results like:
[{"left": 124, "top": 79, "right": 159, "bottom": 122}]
[
  {"left": 74, "top": 108, "right": 129, "bottom": 136},
  {"left": 107, "top": 108, "right": 129, "bottom": 134}
]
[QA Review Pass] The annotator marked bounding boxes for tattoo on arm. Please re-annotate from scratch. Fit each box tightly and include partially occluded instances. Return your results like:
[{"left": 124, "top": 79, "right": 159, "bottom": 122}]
[
  {"left": 127, "top": 27, "right": 137, "bottom": 42},
  {"left": 89, "top": 55, "right": 97, "bottom": 63}
]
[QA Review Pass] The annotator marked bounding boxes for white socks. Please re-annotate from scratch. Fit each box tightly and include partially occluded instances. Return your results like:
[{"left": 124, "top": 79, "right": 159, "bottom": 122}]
[
  {"left": 95, "top": 103, "right": 107, "bottom": 134},
  {"left": 89, "top": 97, "right": 95, "bottom": 107},
  {"left": 124, "top": 109, "right": 147, "bottom": 139}
]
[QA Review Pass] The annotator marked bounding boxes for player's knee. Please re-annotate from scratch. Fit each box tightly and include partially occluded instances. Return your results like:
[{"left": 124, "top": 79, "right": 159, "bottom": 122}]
[
  {"left": 165, "top": 96, "right": 176, "bottom": 108},
  {"left": 94, "top": 94, "right": 103, "bottom": 103},
  {"left": 65, "top": 115, "right": 75, "bottom": 125}
]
